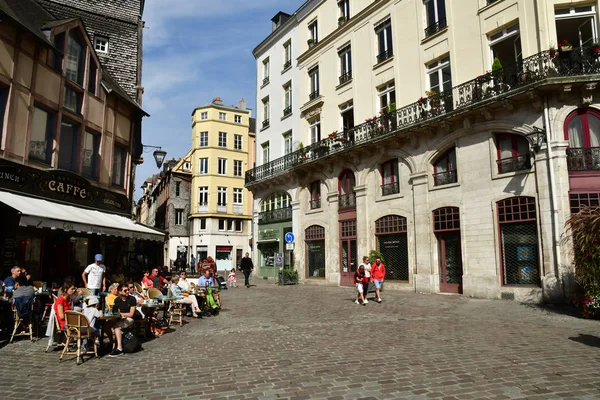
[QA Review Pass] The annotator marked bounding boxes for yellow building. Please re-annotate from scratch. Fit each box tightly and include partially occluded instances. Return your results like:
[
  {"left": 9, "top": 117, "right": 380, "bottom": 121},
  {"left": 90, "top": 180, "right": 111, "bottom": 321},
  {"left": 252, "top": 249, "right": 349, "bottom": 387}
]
[{"left": 189, "top": 98, "right": 254, "bottom": 269}]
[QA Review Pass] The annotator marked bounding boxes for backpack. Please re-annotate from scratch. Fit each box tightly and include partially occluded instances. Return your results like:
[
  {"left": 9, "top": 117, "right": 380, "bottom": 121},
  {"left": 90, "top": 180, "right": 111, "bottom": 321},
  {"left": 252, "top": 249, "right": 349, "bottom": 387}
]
[{"left": 122, "top": 331, "right": 142, "bottom": 353}]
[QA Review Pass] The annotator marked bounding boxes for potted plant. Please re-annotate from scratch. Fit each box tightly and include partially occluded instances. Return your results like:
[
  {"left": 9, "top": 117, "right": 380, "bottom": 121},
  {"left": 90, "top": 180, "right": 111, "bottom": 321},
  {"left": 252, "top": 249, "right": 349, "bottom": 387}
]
[
  {"left": 279, "top": 268, "right": 299, "bottom": 285},
  {"left": 559, "top": 39, "right": 572, "bottom": 52},
  {"left": 417, "top": 96, "right": 427, "bottom": 106},
  {"left": 298, "top": 142, "right": 307, "bottom": 160},
  {"left": 592, "top": 43, "right": 600, "bottom": 54},
  {"left": 548, "top": 45, "right": 557, "bottom": 57},
  {"left": 307, "top": 38, "right": 315, "bottom": 48},
  {"left": 329, "top": 131, "right": 337, "bottom": 140},
  {"left": 426, "top": 90, "right": 441, "bottom": 108}
]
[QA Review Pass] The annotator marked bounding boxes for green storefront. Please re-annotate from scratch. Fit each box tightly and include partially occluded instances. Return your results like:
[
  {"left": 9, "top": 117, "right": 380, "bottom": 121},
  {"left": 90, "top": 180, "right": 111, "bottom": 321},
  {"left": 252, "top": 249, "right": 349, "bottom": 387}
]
[{"left": 257, "top": 208, "right": 292, "bottom": 278}]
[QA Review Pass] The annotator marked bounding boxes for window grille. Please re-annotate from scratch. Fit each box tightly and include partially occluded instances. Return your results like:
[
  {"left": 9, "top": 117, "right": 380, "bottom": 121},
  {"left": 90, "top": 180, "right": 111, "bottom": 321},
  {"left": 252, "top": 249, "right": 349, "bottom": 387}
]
[
  {"left": 570, "top": 192, "right": 600, "bottom": 214},
  {"left": 375, "top": 215, "right": 407, "bottom": 234},
  {"left": 497, "top": 196, "right": 536, "bottom": 223},
  {"left": 433, "top": 207, "right": 460, "bottom": 232},
  {"left": 341, "top": 220, "right": 356, "bottom": 238},
  {"left": 305, "top": 225, "right": 325, "bottom": 241}
]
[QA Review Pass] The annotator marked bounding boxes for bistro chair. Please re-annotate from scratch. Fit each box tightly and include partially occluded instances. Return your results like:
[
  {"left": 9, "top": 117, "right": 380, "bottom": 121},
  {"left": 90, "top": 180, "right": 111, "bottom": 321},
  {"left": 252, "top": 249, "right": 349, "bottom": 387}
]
[
  {"left": 10, "top": 300, "right": 34, "bottom": 343},
  {"left": 134, "top": 282, "right": 144, "bottom": 295},
  {"left": 167, "top": 288, "right": 184, "bottom": 327},
  {"left": 41, "top": 294, "right": 55, "bottom": 321},
  {"left": 147, "top": 288, "right": 162, "bottom": 299},
  {"left": 79, "top": 288, "right": 91, "bottom": 296},
  {"left": 33, "top": 281, "right": 43, "bottom": 289},
  {"left": 60, "top": 311, "right": 98, "bottom": 365}
]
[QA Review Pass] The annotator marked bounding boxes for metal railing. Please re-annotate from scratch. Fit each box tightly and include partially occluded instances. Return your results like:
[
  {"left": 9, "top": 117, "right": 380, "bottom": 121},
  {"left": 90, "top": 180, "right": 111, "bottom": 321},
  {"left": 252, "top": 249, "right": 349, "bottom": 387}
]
[
  {"left": 310, "top": 199, "right": 321, "bottom": 209},
  {"left": 376, "top": 49, "right": 393, "bottom": 64},
  {"left": 262, "top": 77, "right": 269, "bottom": 86},
  {"left": 246, "top": 48, "right": 600, "bottom": 186},
  {"left": 258, "top": 207, "right": 292, "bottom": 224},
  {"left": 433, "top": 170, "right": 457, "bottom": 186},
  {"left": 339, "top": 71, "right": 352, "bottom": 85},
  {"left": 497, "top": 154, "right": 531, "bottom": 174},
  {"left": 381, "top": 182, "right": 400, "bottom": 196},
  {"left": 262, "top": 119, "right": 270, "bottom": 129},
  {"left": 567, "top": 147, "right": 600, "bottom": 171},
  {"left": 283, "top": 106, "right": 292, "bottom": 116},
  {"left": 424, "top": 18, "right": 447, "bottom": 37},
  {"left": 338, "top": 193, "right": 356, "bottom": 210},
  {"left": 283, "top": 60, "right": 292, "bottom": 70},
  {"left": 309, "top": 90, "right": 320, "bottom": 101}
]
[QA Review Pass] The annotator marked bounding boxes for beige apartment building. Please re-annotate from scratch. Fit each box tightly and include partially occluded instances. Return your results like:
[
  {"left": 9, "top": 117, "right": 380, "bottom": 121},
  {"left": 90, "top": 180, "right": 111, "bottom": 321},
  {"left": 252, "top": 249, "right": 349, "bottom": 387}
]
[{"left": 247, "top": 0, "right": 600, "bottom": 303}]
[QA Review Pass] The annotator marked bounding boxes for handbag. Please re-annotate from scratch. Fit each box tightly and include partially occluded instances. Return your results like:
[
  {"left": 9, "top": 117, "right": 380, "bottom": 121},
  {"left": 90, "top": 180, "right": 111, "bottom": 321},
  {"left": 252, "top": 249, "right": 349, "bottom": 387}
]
[{"left": 122, "top": 331, "right": 141, "bottom": 353}]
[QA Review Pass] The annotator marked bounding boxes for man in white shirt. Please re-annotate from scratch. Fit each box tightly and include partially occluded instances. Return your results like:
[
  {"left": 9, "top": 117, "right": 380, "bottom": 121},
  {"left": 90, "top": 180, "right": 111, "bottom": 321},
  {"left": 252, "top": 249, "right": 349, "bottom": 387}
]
[
  {"left": 82, "top": 254, "right": 106, "bottom": 296},
  {"left": 177, "top": 271, "right": 190, "bottom": 292}
]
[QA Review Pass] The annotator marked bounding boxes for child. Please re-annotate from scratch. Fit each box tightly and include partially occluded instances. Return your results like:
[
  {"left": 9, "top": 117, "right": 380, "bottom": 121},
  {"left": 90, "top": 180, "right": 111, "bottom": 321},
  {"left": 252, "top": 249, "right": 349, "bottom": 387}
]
[
  {"left": 354, "top": 265, "right": 367, "bottom": 305},
  {"left": 82, "top": 296, "right": 102, "bottom": 350},
  {"left": 227, "top": 268, "right": 237, "bottom": 288}
]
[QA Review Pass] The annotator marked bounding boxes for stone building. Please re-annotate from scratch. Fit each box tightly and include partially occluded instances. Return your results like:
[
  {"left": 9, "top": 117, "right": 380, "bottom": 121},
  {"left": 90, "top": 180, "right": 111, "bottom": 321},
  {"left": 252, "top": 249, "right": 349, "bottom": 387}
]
[{"left": 247, "top": 0, "right": 600, "bottom": 303}]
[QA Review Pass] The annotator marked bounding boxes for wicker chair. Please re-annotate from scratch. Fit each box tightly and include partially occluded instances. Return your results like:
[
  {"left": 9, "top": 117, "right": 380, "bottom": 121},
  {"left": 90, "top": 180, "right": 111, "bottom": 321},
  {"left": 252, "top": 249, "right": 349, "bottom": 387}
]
[
  {"left": 134, "top": 282, "right": 144, "bottom": 295},
  {"left": 167, "top": 289, "right": 184, "bottom": 327},
  {"left": 60, "top": 311, "right": 98, "bottom": 365},
  {"left": 79, "top": 288, "right": 92, "bottom": 296},
  {"left": 147, "top": 288, "right": 162, "bottom": 299}
]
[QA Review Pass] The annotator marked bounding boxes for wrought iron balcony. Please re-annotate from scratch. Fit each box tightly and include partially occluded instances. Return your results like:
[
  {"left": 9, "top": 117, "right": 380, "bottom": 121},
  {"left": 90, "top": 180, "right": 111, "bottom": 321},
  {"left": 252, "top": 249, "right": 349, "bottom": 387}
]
[
  {"left": 310, "top": 199, "right": 321, "bottom": 210},
  {"left": 283, "top": 106, "right": 292, "bottom": 117},
  {"left": 424, "top": 18, "right": 447, "bottom": 37},
  {"left": 309, "top": 90, "right": 320, "bottom": 101},
  {"left": 567, "top": 147, "right": 600, "bottom": 171},
  {"left": 339, "top": 71, "right": 352, "bottom": 85},
  {"left": 433, "top": 170, "right": 457, "bottom": 186},
  {"left": 381, "top": 182, "right": 400, "bottom": 196},
  {"left": 338, "top": 193, "right": 356, "bottom": 211},
  {"left": 258, "top": 207, "right": 292, "bottom": 224},
  {"left": 283, "top": 60, "right": 292, "bottom": 70},
  {"left": 376, "top": 49, "right": 393, "bottom": 64},
  {"left": 245, "top": 48, "right": 600, "bottom": 187},
  {"left": 262, "top": 77, "right": 270, "bottom": 86},
  {"left": 497, "top": 154, "right": 531, "bottom": 174},
  {"left": 262, "top": 119, "right": 270, "bottom": 129}
]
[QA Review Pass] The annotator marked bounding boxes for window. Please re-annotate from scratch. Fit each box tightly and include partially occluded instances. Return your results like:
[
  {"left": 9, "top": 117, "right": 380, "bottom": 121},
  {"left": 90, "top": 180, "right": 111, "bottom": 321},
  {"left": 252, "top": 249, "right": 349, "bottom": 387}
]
[
  {"left": 310, "top": 181, "right": 321, "bottom": 209},
  {"left": 489, "top": 24, "right": 521, "bottom": 74},
  {"left": 217, "top": 187, "right": 227, "bottom": 206},
  {"left": 424, "top": 0, "right": 447, "bottom": 37},
  {"left": 234, "top": 134, "right": 242, "bottom": 150},
  {"left": 378, "top": 82, "right": 396, "bottom": 113},
  {"left": 218, "top": 158, "right": 227, "bottom": 175},
  {"left": 496, "top": 134, "right": 530, "bottom": 174},
  {"left": 570, "top": 192, "right": 600, "bottom": 214},
  {"left": 198, "top": 187, "right": 208, "bottom": 208},
  {"left": 218, "top": 219, "right": 226, "bottom": 231},
  {"left": 376, "top": 215, "right": 409, "bottom": 281},
  {"left": 262, "top": 142, "right": 270, "bottom": 163},
  {"left": 199, "top": 217, "right": 207, "bottom": 231},
  {"left": 88, "top": 62, "right": 97, "bottom": 95},
  {"left": 63, "top": 86, "right": 82, "bottom": 114},
  {"left": 375, "top": 19, "right": 393, "bottom": 63},
  {"left": 565, "top": 108, "right": 600, "bottom": 171},
  {"left": 199, "top": 158, "right": 208, "bottom": 174},
  {"left": 51, "top": 32, "right": 65, "bottom": 72},
  {"left": 338, "top": 44, "right": 352, "bottom": 84},
  {"left": 175, "top": 181, "right": 181, "bottom": 197},
  {"left": 381, "top": 159, "right": 399, "bottom": 196},
  {"left": 310, "top": 117, "right": 321, "bottom": 144},
  {"left": 235, "top": 220, "right": 243, "bottom": 232},
  {"left": 0, "top": 86, "right": 7, "bottom": 141},
  {"left": 262, "top": 58, "right": 270, "bottom": 85},
  {"left": 339, "top": 0, "right": 350, "bottom": 21},
  {"left": 234, "top": 115, "right": 242, "bottom": 124},
  {"left": 283, "top": 41, "right": 292, "bottom": 69},
  {"left": 94, "top": 36, "right": 108, "bottom": 53},
  {"left": 305, "top": 225, "right": 326, "bottom": 278},
  {"left": 233, "top": 188, "right": 243, "bottom": 204},
  {"left": 433, "top": 147, "right": 457, "bottom": 186},
  {"left": 338, "top": 170, "right": 356, "bottom": 211},
  {"left": 29, "top": 106, "right": 54, "bottom": 164},
  {"left": 234, "top": 160, "right": 243, "bottom": 177},
  {"left": 341, "top": 101, "right": 355, "bottom": 134},
  {"left": 66, "top": 30, "right": 84, "bottom": 86},
  {"left": 309, "top": 66, "right": 319, "bottom": 100},
  {"left": 175, "top": 209, "right": 184, "bottom": 225},
  {"left": 309, "top": 20, "right": 318, "bottom": 44},
  {"left": 228, "top": 220, "right": 235, "bottom": 231},
  {"left": 82, "top": 131, "right": 100, "bottom": 179},
  {"left": 260, "top": 192, "right": 292, "bottom": 212},
  {"left": 218, "top": 132, "right": 227, "bottom": 148},
  {"left": 199, "top": 131, "right": 208, "bottom": 147},
  {"left": 201, "top": 112, "right": 208, "bottom": 120},
  {"left": 112, "top": 143, "right": 127, "bottom": 187},
  {"left": 219, "top": 112, "right": 226, "bottom": 121},
  {"left": 555, "top": 5, "right": 597, "bottom": 49},
  {"left": 262, "top": 97, "right": 270, "bottom": 128},
  {"left": 283, "top": 131, "right": 292, "bottom": 155},
  {"left": 283, "top": 82, "right": 292, "bottom": 116},
  {"left": 58, "top": 119, "right": 79, "bottom": 172},
  {"left": 428, "top": 56, "right": 452, "bottom": 109}
]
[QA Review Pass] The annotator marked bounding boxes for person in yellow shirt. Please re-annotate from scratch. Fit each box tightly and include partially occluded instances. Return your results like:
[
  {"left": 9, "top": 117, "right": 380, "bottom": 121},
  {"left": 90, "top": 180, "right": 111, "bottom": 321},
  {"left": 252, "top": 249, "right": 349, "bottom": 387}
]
[{"left": 105, "top": 283, "right": 119, "bottom": 308}]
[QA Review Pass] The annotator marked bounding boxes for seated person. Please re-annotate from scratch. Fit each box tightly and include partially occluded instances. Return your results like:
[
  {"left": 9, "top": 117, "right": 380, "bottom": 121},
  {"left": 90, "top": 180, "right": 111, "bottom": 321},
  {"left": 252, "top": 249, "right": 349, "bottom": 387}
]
[
  {"left": 4, "top": 266, "right": 21, "bottom": 290},
  {"left": 13, "top": 275, "right": 35, "bottom": 323},
  {"left": 13, "top": 275, "right": 35, "bottom": 299},
  {"left": 141, "top": 271, "right": 154, "bottom": 289},
  {"left": 109, "top": 284, "right": 136, "bottom": 357},
  {"left": 105, "top": 283, "right": 119, "bottom": 308},
  {"left": 126, "top": 282, "right": 146, "bottom": 320},
  {"left": 82, "top": 296, "right": 102, "bottom": 350},
  {"left": 176, "top": 271, "right": 191, "bottom": 292},
  {"left": 170, "top": 277, "right": 201, "bottom": 318},
  {"left": 54, "top": 282, "right": 76, "bottom": 329},
  {"left": 197, "top": 269, "right": 221, "bottom": 308}
]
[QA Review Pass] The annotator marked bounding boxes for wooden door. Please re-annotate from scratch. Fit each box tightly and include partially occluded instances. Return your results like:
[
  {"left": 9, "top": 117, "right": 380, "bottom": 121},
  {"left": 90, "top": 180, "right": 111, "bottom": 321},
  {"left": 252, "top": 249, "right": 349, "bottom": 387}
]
[
  {"left": 438, "top": 232, "right": 463, "bottom": 293},
  {"left": 339, "top": 238, "right": 357, "bottom": 286}
]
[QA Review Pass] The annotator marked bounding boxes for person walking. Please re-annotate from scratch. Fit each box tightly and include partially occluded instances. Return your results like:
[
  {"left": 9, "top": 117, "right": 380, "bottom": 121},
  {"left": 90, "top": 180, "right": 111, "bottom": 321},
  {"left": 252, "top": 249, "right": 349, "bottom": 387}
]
[
  {"left": 371, "top": 257, "right": 386, "bottom": 303},
  {"left": 359, "top": 256, "right": 371, "bottom": 303},
  {"left": 354, "top": 265, "right": 367, "bottom": 305},
  {"left": 240, "top": 252, "right": 254, "bottom": 288},
  {"left": 190, "top": 255, "right": 197, "bottom": 275}
]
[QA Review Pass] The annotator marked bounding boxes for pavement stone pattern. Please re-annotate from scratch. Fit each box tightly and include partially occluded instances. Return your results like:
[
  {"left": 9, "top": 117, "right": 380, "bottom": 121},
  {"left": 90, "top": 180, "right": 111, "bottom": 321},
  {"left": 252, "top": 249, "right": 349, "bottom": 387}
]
[{"left": 1, "top": 281, "right": 599, "bottom": 400}]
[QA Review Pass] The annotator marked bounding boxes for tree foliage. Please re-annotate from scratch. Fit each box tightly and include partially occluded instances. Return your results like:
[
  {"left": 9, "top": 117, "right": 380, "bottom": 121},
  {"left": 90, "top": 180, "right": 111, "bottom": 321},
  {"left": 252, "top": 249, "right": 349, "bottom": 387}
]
[{"left": 564, "top": 206, "right": 600, "bottom": 292}]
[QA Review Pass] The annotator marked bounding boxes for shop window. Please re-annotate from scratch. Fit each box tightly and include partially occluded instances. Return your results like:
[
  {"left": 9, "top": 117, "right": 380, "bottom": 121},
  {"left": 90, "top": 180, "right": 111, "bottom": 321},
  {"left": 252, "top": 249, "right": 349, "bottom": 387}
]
[
  {"left": 29, "top": 106, "right": 55, "bottom": 164},
  {"left": 82, "top": 130, "right": 100, "bottom": 179},
  {"left": 496, "top": 134, "right": 530, "bottom": 174},
  {"left": 497, "top": 197, "right": 539, "bottom": 286},
  {"left": 570, "top": 192, "right": 600, "bottom": 214},
  {"left": 433, "top": 147, "right": 457, "bottom": 186},
  {"left": 310, "top": 180, "right": 321, "bottom": 209},
  {"left": 305, "top": 225, "right": 325, "bottom": 278},
  {"left": 58, "top": 119, "right": 79, "bottom": 172},
  {"left": 112, "top": 143, "right": 127, "bottom": 187},
  {"left": 381, "top": 159, "right": 399, "bottom": 196},
  {"left": 375, "top": 215, "right": 409, "bottom": 281}
]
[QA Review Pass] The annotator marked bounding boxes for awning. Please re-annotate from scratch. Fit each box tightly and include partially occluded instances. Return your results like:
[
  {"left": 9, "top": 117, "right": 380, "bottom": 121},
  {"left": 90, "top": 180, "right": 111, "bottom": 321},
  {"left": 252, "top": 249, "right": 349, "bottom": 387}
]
[{"left": 0, "top": 191, "right": 164, "bottom": 242}]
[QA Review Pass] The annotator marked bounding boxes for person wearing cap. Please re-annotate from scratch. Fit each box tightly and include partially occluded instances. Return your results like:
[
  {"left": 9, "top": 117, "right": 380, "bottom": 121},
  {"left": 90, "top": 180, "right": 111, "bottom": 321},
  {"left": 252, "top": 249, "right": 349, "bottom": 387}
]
[
  {"left": 82, "top": 254, "right": 106, "bottom": 296},
  {"left": 82, "top": 296, "right": 102, "bottom": 351}
]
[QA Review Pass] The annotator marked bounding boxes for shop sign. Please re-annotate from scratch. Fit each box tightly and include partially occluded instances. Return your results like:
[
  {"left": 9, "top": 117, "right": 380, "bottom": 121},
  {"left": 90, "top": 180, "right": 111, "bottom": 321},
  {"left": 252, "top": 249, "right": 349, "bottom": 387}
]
[
  {"left": 259, "top": 229, "right": 278, "bottom": 240},
  {"left": 0, "top": 158, "right": 129, "bottom": 215},
  {"left": 216, "top": 246, "right": 232, "bottom": 252}
]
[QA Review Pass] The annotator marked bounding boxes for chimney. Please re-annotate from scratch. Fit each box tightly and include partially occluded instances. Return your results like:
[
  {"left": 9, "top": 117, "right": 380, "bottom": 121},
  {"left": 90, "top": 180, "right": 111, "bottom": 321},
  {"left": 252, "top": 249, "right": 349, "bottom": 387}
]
[
  {"left": 213, "top": 97, "right": 223, "bottom": 105},
  {"left": 238, "top": 98, "right": 246, "bottom": 110}
]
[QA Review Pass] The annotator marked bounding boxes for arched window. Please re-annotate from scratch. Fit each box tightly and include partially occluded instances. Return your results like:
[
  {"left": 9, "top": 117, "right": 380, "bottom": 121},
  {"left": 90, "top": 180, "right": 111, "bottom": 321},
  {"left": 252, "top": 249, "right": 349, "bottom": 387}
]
[
  {"left": 375, "top": 215, "right": 409, "bottom": 281},
  {"left": 338, "top": 169, "right": 356, "bottom": 211},
  {"left": 433, "top": 148, "right": 457, "bottom": 186},
  {"left": 305, "top": 225, "right": 326, "bottom": 279},
  {"left": 495, "top": 134, "right": 530, "bottom": 173},
  {"left": 564, "top": 108, "right": 600, "bottom": 148}
]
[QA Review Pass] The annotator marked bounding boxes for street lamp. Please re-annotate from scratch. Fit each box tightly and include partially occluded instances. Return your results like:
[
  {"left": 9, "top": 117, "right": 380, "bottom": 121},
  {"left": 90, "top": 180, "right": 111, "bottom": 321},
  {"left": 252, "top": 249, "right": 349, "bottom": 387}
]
[
  {"left": 143, "top": 145, "right": 167, "bottom": 168},
  {"left": 524, "top": 126, "right": 547, "bottom": 153}
]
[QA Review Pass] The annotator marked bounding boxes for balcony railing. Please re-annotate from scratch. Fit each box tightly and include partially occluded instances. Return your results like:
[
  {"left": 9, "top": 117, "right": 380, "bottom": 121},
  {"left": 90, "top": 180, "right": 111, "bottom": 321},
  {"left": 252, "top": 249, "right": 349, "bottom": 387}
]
[
  {"left": 338, "top": 193, "right": 356, "bottom": 211},
  {"left": 217, "top": 204, "right": 227, "bottom": 213},
  {"left": 310, "top": 199, "right": 321, "bottom": 210},
  {"left": 424, "top": 18, "right": 447, "bottom": 37},
  {"left": 246, "top": 48, "right": 600, "bottom": 186},
  {"left": 283, "top": 60, "right": 292, "bottom": 70},
  {"left": 262, "top": 119, "right": 270, "bottom": 129},
  {"left": 258, "top": 207, "right": 292, "bottom": 224},
  {"left": 497, "top": 154, "right": 531, "bottom": 174},
  {"left": 198, "top": 203, "right": 208, "bottom": 213},
  {"left": 262, "top": 77, "right": 269, "bottom": 86},
  {"left": 283, "top": 106, "right": 292, "bottom": 116},
  {"left": 381, "top": 182, "right": 400, "bottom": 196},
  {"left": 376, "top": 49, "right": 393, "bottom": 64},
  {"left": 567, "top": 147, "right": 600, "bottom": 171},
  {"left": 309, "top": 90, "right": 320, "bottom": 101},
  {"left": 339, "top": 71, "right": 352, "bottom": 85},
  {"left": 433, "top": 170, "right": 457, "bottom": 186}
]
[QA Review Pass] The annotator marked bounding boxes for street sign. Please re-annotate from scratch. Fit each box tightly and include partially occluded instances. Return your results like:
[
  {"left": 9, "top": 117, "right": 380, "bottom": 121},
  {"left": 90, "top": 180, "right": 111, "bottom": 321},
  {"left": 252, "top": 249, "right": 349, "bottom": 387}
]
[
  {"left": 284, "top": 232, "right": 295, "bottom": 243},
  {"left": 286, "top": 243, "right": 294, "bottom": 250},
  {"left": 276, "top": 254, "right": 283, "bottom": 264}
]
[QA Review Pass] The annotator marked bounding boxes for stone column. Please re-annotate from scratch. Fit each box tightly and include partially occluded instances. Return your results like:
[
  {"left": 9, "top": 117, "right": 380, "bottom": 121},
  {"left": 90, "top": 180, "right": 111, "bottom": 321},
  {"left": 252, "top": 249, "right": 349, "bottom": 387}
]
[
  {"left": 409, "top": 171, "right": 434, "bottom": 293},
  {"left": 354, "top": 184, "right": 369, "bottom": 258},
  {"left": 326, "top": 190, "right": 340, "bottom": 285}
]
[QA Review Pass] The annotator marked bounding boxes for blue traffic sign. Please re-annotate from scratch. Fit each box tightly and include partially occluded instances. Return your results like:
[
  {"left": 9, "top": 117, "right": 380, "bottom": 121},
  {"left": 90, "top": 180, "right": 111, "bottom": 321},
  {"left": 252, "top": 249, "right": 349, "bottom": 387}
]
[{"left": 284, "top": 232, "right": 295, "bottom": 243}]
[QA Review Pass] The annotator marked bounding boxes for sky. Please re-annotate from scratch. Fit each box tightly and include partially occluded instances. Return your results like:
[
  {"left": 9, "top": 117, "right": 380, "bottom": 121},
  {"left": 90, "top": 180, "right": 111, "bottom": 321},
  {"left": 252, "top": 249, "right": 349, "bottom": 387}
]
[{"left": 134, "top": 0, "right": 303, "bottom": 199}]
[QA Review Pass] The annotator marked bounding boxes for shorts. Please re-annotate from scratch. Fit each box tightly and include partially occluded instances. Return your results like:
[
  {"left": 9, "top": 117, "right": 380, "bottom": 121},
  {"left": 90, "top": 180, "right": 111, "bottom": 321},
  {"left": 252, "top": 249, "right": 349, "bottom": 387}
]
[
  {"left": 356, "top": 283, "right": 363, "bottom": 293},
  {"left": 114, "top": 317, "right": 134, "bottom": 329},
  {"left": 373, "top": 280, "right": 383, "bottom": 289}
]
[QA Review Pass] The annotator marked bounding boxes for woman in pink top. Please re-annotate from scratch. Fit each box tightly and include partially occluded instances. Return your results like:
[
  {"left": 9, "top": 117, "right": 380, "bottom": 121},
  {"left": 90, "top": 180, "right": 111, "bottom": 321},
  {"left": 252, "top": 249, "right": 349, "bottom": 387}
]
[{"left": 141, "top": 270, "right": 154, "bottom": 288}]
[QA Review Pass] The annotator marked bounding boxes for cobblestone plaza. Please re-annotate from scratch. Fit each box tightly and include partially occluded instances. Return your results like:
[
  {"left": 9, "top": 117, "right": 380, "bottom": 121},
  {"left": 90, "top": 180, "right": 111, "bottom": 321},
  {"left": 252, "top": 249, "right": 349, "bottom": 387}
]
[{"left": 1, "top": 283, "right": 599, "bottom": 400}]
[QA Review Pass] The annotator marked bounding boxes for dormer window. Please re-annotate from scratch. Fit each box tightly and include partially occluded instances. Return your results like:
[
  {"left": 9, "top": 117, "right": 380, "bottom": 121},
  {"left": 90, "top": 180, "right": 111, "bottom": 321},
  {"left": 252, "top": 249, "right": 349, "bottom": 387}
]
[
  {"left": 94, "top": 36, "right": 109, "bottom": 54},
  {"left": 66, "top": 30, "right": 85, "bottom": 86}
]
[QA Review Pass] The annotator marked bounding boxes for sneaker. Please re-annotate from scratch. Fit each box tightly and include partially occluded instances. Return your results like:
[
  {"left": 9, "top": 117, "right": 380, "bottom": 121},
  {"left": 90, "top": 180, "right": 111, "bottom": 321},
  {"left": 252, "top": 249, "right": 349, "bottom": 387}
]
[
  {"left": 108, "top": 348, "right": 124, "bottom": 357},
  {"left": 362, "top": 301, "right": 367, "bottom": 306},
  {"left": 363, "top": 299, "right": 369, "bottom": 304},
  {"left": 377, "top": 298, "right": 382, "bottom": 303},
  {"left": 354, "top": 300, "right": 360, "bottom": 304}
]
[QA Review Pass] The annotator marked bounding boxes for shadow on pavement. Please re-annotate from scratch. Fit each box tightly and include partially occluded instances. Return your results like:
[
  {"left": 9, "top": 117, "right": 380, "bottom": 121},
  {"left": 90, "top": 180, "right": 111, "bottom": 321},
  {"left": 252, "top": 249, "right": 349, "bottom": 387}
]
[
  {"left": 527, "top": 303, "right": 581, "bottom": 318},
  {"left": 569, "top": 334, "right": 600, "bottom": 348}
]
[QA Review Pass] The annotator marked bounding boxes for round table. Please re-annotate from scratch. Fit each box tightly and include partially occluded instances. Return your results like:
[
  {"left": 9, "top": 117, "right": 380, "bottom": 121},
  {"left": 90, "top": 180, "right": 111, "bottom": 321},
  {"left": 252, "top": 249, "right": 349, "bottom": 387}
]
[{"left": 154, "top": 296, "right": 176, "bottom": 321}]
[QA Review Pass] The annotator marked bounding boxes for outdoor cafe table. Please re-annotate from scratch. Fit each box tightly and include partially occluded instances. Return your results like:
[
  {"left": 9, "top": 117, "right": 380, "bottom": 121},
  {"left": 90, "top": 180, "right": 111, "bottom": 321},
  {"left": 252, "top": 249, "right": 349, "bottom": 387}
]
[
  {"left": 97, "top": 312, "right": 120, "bottom": 353},
  {"left": 154, "top": 296, "right": 176, "bottom": 321},
  {"left": 141, "top": 301, "right": 162, "bottom": 336}
]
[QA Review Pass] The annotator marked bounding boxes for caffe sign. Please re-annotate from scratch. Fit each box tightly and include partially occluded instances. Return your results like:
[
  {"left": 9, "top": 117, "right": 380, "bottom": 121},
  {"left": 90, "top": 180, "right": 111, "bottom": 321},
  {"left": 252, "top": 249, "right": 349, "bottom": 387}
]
[{"left": 47, "top": 179, "right": 89, "bottom": 199}]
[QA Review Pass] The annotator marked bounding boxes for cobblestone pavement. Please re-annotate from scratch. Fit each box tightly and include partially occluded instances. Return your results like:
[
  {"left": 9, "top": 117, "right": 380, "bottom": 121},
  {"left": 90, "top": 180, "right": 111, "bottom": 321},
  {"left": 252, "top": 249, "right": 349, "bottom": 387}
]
[{"left": 1, "top": 281, "right": 600, "bottom": 400}]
